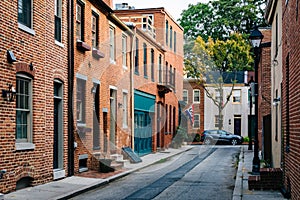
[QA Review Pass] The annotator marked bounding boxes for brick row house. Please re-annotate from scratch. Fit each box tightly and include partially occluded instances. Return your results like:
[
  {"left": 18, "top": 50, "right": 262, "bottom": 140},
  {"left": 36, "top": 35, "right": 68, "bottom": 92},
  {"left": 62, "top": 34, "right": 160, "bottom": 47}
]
[
  {"left": 265, "top": 0, "right": 300, "bottom": 198},
  {"left": 0, "top": 0, "right": 183, "bottom": 193},
  {"left": 182, "top": 79, "right": 205, "bottom": 140},
  {"left": 0, "top": 0, "right": 69, "bottom": 193}
]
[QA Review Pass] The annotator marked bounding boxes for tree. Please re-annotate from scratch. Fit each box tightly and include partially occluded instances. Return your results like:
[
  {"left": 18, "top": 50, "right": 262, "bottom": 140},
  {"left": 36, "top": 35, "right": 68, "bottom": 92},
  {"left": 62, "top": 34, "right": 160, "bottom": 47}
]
[
  {"left": 185, "top": 33, "right": 253, "bottom": 129},
  {"left": 179, "top": 0, "right": 267, "bottom": 41}
]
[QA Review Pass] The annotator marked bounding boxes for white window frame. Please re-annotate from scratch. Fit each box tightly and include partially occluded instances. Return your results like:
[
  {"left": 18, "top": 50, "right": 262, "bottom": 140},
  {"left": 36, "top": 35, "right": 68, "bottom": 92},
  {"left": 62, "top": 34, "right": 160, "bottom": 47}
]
[
  {"left": 16, "top": 73, "right": 34, "bottom": 150},
  {"left": 55, "top": 0, "right": 62, "bottom": 42},
  {"left": 193, "top": 89, "right": 200, "bottom": 103},
  {"left": 18, "top": 0, "right": 35, "bottom": 35},
  {"left": 122, "top": 34, "right": 127, "bottom": 68},
  {"left": 76, "top": 77, "right": 86, "bottom": 124},
  {"left": 193, "top": 114, "right": 200, "bottom": 129},
  {"left": 232, "top": 89, "right": 241, "bottom": 103},
  {"left": 183, "top": 90, "right": 188, "bottom": 104},
  {"left": 91, "top": 12, "right": 98, "bottom": 49},
  {"left": 109, "top": 26, "right": 116, "bottom": 63}
]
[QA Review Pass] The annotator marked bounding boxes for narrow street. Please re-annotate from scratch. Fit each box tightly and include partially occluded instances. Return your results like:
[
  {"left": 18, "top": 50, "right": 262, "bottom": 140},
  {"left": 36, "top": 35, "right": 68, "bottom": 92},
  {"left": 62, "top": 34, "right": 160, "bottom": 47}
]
[{"left": 70, "top": 146, "right": 240, "bottom": 200}]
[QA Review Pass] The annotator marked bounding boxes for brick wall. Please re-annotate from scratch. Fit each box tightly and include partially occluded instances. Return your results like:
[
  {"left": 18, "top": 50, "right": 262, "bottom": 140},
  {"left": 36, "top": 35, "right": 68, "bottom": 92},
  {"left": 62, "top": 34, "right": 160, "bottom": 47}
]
[
  {"left": 258, "top": 28, "right": 271, "bottom": 150},
  {"left": 183, "top": 79, "right": 205, "bottom": 139},
  {"left": 281, "top": 0, "right": 300, "bottom": 199},
  {"left": 0, "top": 0, "right": 69, "bottom": 193}
]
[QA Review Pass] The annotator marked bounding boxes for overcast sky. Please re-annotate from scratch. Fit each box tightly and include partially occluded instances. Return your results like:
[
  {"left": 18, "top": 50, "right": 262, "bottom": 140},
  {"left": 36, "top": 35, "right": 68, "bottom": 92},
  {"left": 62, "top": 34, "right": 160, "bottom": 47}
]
[{"left": 113, "top": 0, "right": 209, "bottom": 21}]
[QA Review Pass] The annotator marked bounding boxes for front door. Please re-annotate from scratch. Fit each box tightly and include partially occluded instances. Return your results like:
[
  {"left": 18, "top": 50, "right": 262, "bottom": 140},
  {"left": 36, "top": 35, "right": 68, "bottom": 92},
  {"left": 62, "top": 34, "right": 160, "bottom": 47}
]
[
  {"left": 53, "top": 80, "right": 65, "bottom": 179},
  {"left": 234, "top": 116, "right": 242, "bottom": 136},
  {"left": 110, "top": 89, "right": 116, "bottom": 152},
  {"left": 134, "top": 111, "right": 152, "bottom": 156},
  {"left": 93, "top": 84, "right": 100, "bottom": 150}
]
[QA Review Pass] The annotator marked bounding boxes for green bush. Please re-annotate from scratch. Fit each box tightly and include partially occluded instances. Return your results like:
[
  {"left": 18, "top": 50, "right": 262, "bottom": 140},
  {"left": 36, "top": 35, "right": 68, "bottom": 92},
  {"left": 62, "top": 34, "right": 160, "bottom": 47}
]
[{"left": 243, "top": 136, "right": 250, "bottom": 143}]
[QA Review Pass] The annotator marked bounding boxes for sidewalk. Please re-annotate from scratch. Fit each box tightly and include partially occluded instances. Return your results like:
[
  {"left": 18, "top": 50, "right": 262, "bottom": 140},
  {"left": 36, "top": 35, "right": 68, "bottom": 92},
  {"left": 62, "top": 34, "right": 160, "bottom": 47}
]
[
  {"left": 4, "top": 146, "right": 193, "bottom": 200},
  {"left": 232, "top": 145, "right": 286, "bottom": 200}
]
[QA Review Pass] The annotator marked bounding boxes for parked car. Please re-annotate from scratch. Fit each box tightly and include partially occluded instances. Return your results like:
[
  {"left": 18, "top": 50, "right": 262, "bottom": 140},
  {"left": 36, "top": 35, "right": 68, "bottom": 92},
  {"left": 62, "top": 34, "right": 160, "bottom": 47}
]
[{"left": 201, "top": 130, "right": 244, "bottom": 145}]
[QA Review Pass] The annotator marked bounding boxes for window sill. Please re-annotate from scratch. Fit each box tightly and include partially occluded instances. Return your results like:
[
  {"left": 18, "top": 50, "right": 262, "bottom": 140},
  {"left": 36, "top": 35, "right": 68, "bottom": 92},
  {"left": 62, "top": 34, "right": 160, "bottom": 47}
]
[
  {"left": 110, "top": 60, "right": 116, "bottom": 65},
  {"left": 55, "top": 40, "right": 65, "bottom": 48},
  {"left": 18, "top": 23, "right": 35, "bottom": 35},
  {"left": 76, "top": 40, "right": 91, "bottom": 52},
  {"left": 134, "top": 72, "right": 139, "bottom": 75},
  {"left": 92, "top": 48, "right": 105, "bottom": 59},
  {"left": 123, "top": 65, "right": 128, "bottom": 70},
  {"left": 16, "top": 142, "right": 35, "bottom": 151}
]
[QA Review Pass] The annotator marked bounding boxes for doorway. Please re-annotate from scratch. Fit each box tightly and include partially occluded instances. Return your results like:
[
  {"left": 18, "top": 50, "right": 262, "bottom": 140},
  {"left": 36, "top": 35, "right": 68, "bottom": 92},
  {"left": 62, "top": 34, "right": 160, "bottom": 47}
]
[
  {"left": 234, "top": 115, "right": 241, "bottom": 136},
  {"left": 110, "top": 89, "right": 117, "bottom": 152},
  {"left": 53, "top": 80, "right": 65, "bottom": 180}
]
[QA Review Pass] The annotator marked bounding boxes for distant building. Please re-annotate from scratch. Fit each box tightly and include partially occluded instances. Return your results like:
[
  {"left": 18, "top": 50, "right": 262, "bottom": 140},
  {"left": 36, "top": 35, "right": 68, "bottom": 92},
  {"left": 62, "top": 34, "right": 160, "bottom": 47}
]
[
  {"left": 182, "top": 79, "right": 205, "bottom": 139},
  {"left": 203, "top": 72, "right": 250, "bottom": 138}
]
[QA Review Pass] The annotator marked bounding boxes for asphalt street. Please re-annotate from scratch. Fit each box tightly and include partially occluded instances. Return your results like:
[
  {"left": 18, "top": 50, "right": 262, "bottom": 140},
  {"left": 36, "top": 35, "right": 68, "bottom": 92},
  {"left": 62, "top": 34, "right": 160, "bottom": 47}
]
[{"left": 70, "top": 145, "right": 240, "bottom": 200}]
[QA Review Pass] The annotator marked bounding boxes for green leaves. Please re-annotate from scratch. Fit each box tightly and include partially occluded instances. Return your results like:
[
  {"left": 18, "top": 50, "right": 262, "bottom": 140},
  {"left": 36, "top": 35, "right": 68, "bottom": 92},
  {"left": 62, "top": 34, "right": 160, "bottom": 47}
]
[
  {"left": 179, "top": 0, "right": 267, "bottom": 41},
  {"left": 185, "top": 33, "right": 253, "bottom": 78}
]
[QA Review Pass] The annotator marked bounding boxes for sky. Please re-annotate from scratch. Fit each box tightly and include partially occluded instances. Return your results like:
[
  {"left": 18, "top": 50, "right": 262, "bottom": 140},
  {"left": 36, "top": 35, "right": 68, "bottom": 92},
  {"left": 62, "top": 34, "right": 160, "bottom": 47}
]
[{"left": 113, "top": 0, "right": 210, "bottom": 21}]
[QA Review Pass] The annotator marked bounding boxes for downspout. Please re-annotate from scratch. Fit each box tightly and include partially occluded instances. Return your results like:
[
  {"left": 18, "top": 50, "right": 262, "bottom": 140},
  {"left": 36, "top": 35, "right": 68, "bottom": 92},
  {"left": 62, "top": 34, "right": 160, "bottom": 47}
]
[
  {"left": 130, "top": 24, "right": 136, "bottom": 151},
  {"left": 67, "top": 0, "right": 75, "bottom": 176}
]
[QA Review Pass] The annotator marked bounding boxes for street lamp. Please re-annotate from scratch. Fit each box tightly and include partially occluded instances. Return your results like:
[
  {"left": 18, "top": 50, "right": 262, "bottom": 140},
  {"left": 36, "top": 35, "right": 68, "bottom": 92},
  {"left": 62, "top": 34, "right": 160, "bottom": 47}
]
[{"left": 249, "top": 26, "right": 264, "bottom": 174}]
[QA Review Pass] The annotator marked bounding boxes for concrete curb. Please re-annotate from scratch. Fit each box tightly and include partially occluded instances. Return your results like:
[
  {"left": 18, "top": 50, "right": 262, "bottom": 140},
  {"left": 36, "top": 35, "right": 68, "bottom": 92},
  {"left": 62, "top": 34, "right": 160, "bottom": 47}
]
[
  {"left": 55, "top": 146, "right": 193, "bottom": 200},
  {"left": 232, "top": 146, "right": 243, "bottom": 200}
]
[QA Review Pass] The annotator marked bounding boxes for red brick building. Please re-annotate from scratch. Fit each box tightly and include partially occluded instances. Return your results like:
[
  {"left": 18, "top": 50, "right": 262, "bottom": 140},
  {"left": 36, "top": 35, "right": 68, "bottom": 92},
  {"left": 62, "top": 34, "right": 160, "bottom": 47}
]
[
  {"left": 0, "top": 0, "right": 69, "bottom": 193},
  {"left": 265, "top": 0, "right": 300, "bottom": 198},
  {"left": 182, "top": 79, "right": 205, "bottom": 140},
  {"left": 115, "top": 6, "right": 184, "bottom": 153},
  {"left": 280, "top": 0, "right": 300, "bottom": 198},
  {"left": 257, "top": 28, "right": 272, "bottom": 160}
]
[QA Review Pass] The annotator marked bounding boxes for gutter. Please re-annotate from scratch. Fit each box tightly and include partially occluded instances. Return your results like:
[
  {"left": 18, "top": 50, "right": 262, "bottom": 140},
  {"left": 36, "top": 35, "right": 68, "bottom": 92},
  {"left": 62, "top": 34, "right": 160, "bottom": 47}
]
[{"left": 67, "top": 0, "right": 75, "bottom": 176}]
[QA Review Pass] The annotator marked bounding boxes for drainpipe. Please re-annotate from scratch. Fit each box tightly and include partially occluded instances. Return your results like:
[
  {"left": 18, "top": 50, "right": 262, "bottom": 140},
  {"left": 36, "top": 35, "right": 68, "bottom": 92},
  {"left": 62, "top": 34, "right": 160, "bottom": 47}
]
[
  {"left": 129, "top": 24, "right": 136, "bottom": 151},
  {"left": 67, "top": 0, "right": 74, "bottom": 176}
]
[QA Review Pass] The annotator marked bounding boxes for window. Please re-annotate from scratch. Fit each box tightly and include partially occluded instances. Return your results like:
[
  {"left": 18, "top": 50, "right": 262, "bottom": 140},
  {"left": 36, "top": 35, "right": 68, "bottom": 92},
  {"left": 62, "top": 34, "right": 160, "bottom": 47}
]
[
  {"left": 173, "top": 68, "right": 176, "bottom": 89},
  {"left": 122, "top": 34, "right": 127, "bottom": 67},
  {"left": 143, "top": 43, "right": 147, "bottom": 77},
  {"left": 165, "top": 20, "right": 168, "bottom": 45},
  {"left": 193, "top": 89, "right": 200, "bottom": 103},
  {"left": 183, "top": 90, "right": 188, "bottom": 104},
  {"left": 91, "top": 12, "right": 99, "bottom": 49},
  {"left": 55, "top": 0, "right": 62, "bottom": 42},
  {"left": 76, "top": 1, "right": 84, "bottom": 41},
  {"left": 123, "top": 92, "right": 128, "bottom": 128},
  {"left": 174, "top": 31, "right": 177, "bottom": 53},
  {"left": 165, "top": 62, "right": 168, "bottom": 84},
  {"left": 158, "top": 54, "right": 162, "bottom": 83},
  {"left": 233, "top": 90, "right": 241, "bottom": 103},
  {"left": 193, "top": 114, "right": 200, "bottom": 128},
  {"left": 76, "top": 78, "right": 86, "bottom": 123},
  {"left": 215, "top": 89, "right": 223, "bottom": 103},
  {"left": 215, "top": 115, "right": 223, "bottom": 128},
  {"left": 135, "top": 38, "right": 139, "bottom": 74},
  {"left": 18, "top": 0, "right": 32, "bottom": 28},
  {"left": 151, "top": 48, "right": 154, "bottom": 81},
  {"left": 16, "top": 74, "right": 32, "bottom": 146},
  {"left": 169, "top": 66, "right": 173, "bottom": 86},
  {"left": 109, "top": 26, "right": 115, "bottom": 61},
  {"left": 170, "top": 26, "right": 173, "bottom": 49}
]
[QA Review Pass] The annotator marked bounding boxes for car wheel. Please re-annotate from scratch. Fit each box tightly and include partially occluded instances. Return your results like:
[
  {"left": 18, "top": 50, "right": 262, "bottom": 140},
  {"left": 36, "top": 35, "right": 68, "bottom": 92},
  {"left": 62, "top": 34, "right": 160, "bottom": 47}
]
[
  {"left": 204, "top": 138, "right": 212, "bottom": 145},
  {"left": 231, "top": 139, "right": 238, "bottom": 146}
]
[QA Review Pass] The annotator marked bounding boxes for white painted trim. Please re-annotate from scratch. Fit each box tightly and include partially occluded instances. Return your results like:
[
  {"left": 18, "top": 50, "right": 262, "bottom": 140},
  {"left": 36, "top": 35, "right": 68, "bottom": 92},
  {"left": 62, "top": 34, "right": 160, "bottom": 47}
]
[
  {"left": 55, "top": 40, "right": 65, "bottom": 48},
  {"left": 109, "top": 85, "right": 118, "bottom": 90},
  {"left": 76, "top": 73, "right": 88, "bottom": 80},
  {"left": 18, "top": 23, "right": 35, "bottom": 35}
]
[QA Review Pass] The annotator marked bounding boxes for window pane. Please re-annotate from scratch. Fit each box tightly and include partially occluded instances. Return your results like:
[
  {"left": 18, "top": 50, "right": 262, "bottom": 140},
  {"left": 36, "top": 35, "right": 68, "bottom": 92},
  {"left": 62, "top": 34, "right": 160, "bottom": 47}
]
[{"left": 18, "top": 0, "right": 32, "bottom": 27}]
